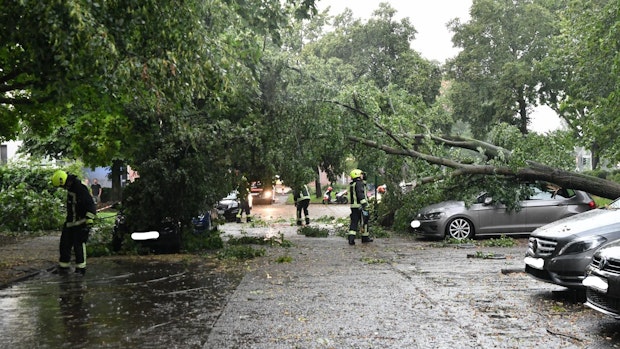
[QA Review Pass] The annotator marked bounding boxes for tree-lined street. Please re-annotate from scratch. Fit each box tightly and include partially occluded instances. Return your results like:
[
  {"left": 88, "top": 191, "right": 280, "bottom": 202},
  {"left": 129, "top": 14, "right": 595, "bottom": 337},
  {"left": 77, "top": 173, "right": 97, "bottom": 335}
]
[
  {"left": 1, "top": 201, "right": 620, "bottom": 348},
  {"left": 3, "top": 1, "right": 620, "bottom": 346}
]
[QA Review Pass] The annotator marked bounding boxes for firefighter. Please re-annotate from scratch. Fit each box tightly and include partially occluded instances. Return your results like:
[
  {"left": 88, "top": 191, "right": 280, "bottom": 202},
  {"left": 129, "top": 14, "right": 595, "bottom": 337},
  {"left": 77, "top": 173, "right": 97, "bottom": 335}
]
[
  {"left": 51, "top": 170, "right": 97, "bottom": 275},
  {"left": 347, "top": 169, "right": 372, "bottom": 245},
  {"left": 236, "top": 175, "right": 252, "bottom": 223},
  {"left": 293, "top": 184, "right": 311, "bottom": 226}
]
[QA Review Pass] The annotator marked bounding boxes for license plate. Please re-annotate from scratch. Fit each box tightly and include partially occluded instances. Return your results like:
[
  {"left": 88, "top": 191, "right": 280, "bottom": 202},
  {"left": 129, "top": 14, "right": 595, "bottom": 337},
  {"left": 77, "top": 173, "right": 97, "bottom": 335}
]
[
  {"left": 131, "top": 231, "right": 159, "bottom": 241},
  {"left": 524, "top": 256, "right": 544, "bottom": 270},
  {"left": 583, "top": 275, "right": 608, "bottom": 293}
]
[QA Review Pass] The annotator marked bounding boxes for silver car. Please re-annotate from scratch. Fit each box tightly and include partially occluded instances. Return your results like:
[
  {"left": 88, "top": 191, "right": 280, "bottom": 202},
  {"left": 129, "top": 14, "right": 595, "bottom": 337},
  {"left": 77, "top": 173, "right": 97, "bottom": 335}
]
[
  {"left": 525, "top": 198, "right": 620, "bottom": 289},
  {"left": 410, "top": 184, "right": 595, "bottom": 240}
]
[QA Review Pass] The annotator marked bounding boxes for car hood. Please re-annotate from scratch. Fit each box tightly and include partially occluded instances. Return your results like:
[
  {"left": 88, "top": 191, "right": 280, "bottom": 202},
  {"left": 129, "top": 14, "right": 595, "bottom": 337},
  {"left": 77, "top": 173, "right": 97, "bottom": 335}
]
[
  {"left": 418, "top": 201, "right": 464, "bottom": 213},
  {"left": 218, "top": 198, "right": 237, "bottom": 206},
  {"left": 596, "top": 239, "right": 620, "bottom": 260},
  {"left": 531, "top": 208, "right": 620, "bottom": 239}
]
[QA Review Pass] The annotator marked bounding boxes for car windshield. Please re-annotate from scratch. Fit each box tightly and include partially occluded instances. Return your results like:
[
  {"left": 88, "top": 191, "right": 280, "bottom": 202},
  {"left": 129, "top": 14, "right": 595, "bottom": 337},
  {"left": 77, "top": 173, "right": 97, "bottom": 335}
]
[
  {"left": 607, "top": 198, "right": 620, "bottom": 209},
  {"left": 223, "top": 192, "right": 237, "bottom": 200},
  {"left": 475, "top": 192, "right": 489, "bottom": 203}
]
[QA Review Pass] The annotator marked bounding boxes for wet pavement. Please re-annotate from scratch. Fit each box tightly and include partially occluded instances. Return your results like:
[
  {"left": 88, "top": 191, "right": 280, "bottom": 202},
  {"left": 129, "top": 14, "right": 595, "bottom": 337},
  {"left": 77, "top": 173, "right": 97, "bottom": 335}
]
[
  {"left": 2, "top": 197, "right": 620, "bottom": 348},
  {"left": 0, "top": 256, "right": 243, "bottom": 349}
]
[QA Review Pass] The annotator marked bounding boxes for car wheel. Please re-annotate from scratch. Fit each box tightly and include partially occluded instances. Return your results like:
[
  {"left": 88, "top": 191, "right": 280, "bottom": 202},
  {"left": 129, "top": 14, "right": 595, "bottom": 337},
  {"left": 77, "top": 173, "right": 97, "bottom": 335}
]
[{"left": 446, "top": 218, "right": 474, "bottom": 240}]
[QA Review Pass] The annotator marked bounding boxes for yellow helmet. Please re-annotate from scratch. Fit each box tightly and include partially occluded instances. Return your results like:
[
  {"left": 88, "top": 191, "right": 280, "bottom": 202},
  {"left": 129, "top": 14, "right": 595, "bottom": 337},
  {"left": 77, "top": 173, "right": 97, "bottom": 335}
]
[
  {"left": 51, "top": 170, "right": 68, "bottom": 187},
  {"left": 350, "top": 169, "right": 362, "bottom": 179}
]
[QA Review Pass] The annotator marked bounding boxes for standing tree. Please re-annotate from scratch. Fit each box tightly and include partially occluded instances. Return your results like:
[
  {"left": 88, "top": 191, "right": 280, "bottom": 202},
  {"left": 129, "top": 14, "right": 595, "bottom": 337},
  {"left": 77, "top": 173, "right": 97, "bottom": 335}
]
[
  {"left": 2, "top": 0, "right": 318, "bottom": 228},
  {"left": 447, "top": 0, "right": 560, "bottom": 137},
  {"left": 541, "top": 0, "right": 620, "bottom": 169}
]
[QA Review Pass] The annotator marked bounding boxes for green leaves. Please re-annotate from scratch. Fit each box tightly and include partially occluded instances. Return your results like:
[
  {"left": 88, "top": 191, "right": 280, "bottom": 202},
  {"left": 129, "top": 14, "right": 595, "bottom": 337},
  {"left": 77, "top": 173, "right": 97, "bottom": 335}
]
[{"left": 448, "top": 0, "right": 559, "bottom": 137}]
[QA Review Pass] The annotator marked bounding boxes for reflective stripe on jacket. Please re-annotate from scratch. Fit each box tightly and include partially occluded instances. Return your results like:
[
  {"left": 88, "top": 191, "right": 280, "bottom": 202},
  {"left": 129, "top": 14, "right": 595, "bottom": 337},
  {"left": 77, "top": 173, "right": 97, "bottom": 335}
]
[
  {"left": 65, "top": 175, "right": 97, "bottom": 228},
  {"left": 294, "top": 185, "right": 311, "bottom": 202},
  {"left": 349, "top": 179, "right": 368, "bottom": 208}
]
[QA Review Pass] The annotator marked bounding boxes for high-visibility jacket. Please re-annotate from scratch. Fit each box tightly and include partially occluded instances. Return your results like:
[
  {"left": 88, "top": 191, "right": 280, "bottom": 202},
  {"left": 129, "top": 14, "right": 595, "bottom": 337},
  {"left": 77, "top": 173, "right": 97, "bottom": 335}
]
[
  {"left": 349, "top": 178, "right": 368, "bottom": 208},
  {"left": 65, "top": 175, "right": 97, "bottom": 228},
  {"left": 294, "top": 185, "right": 311, "bottom": 202}
]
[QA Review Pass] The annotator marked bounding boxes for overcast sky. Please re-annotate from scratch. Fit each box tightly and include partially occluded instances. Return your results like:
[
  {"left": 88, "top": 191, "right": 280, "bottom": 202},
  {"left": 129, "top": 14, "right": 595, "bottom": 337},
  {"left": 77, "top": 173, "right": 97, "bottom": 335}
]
[{"left": 316, "top": 0, "right": 473, "bottom": 63}]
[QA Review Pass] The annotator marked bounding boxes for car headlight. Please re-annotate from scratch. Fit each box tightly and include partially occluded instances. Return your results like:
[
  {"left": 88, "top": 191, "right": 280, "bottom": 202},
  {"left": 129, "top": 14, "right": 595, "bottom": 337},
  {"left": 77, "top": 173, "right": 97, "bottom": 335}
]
[
  {"left": 558, "top": 236, "right": 607, "bottom": 255},
  {"left": 421, "top": 212, "right": 444, "bottom": 220}
]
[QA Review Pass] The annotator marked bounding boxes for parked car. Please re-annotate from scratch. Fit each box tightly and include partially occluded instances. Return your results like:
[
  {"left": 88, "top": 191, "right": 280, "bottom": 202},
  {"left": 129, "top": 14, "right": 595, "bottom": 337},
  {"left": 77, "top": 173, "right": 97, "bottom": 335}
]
[
  {"left": 250, "top": 181, "right": 275, "bottom": 204},
  {"left": 216, "top": 191, "right": 244, "bottom": 222},
  {"left": 410, "top": 183, "right": 595, "bottom": 240},
  {"left": 583, "top": 239, "right": 620, "bottom": 319},
  {"left": 112, "top": 204, "right": 182, "bottom": 254},
  {"left": 191, "top": 208, "right": 218, "bottom": 234},
  {"left": 524, "top": 198, "right": 620, "bottom": 289}
]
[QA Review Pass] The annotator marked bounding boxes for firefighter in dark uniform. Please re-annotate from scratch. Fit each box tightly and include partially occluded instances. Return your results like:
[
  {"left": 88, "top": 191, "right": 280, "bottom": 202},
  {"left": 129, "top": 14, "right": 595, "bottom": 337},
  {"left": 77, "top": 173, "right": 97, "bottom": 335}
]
[
  {"left": 51, "top": 170, "right": 97, "bottom": 275},
  {"left": 347, "top": 169, "right": 372, "bottom": 245},
  {"left": 293, "top": 184, "right": 311, "bottom": 226},
  {"left": 236, "top": 175, "right": 252, "bottom": 223}
]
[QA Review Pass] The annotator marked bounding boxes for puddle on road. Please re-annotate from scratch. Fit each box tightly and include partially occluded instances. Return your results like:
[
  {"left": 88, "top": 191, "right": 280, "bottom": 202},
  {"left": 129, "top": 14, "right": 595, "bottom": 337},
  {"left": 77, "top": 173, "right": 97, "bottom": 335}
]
[{"left": 0, "top": 258, "right": 243, "bottom": 349}]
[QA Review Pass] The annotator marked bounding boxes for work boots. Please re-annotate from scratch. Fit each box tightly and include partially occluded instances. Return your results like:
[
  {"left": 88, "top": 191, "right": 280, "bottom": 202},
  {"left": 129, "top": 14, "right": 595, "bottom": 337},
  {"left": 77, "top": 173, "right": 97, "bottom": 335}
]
[
  {"left": 362, "top": 236, "right": 373, "bottom": 243},
  {"left": 52, "top": 266, "right": 70, "bottom": 275},
  {"left": 348, "top": 235, "right": 356, "bottom": 245},
  {"left": 305, "top": 217, "right": 310, "bottom": 225}
]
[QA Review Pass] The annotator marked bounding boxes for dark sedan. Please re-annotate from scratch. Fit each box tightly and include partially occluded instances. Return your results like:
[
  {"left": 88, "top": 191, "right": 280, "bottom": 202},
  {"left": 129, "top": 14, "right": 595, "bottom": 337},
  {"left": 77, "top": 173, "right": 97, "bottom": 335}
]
[
  {"left": 411, "top": 184, "right": 595, "bottom": 240},
  {"left": 583, "top": 239, "right": 620, "bottom": 319},
  {"left": 525, "top": 198, "right": 620, "bottom": 289}
]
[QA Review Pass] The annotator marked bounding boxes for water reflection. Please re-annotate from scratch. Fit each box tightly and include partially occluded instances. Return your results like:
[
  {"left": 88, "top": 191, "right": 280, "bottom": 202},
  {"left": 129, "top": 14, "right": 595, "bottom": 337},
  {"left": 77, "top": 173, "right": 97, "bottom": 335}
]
[
  {"left": 0, "top": 258, "right": 243, "bottom": 349},
  {"left": 58, "top": 278, "right": 89, "bottom": 348}
]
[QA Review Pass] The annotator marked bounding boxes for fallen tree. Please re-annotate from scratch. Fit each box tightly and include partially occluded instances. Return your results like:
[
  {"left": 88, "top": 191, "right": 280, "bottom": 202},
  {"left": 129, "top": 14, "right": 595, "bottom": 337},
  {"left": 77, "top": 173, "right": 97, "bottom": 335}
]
[
  {"left": 336, "top": 100, "right": 620, "bottom": 200},
  {"left": 348, "top": 135, "right": 620, "bottom": 200}
]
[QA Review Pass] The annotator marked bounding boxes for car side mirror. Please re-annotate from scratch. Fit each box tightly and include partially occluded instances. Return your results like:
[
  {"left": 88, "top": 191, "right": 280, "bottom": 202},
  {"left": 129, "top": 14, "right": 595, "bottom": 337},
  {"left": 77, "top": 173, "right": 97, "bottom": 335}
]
[{"left": 484, "top": 197, "right": 493, "bottom": 205}]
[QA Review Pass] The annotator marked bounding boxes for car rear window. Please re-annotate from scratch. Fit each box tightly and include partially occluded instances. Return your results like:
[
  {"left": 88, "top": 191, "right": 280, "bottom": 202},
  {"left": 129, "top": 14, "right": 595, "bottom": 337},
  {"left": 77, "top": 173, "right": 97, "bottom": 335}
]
[{"left": 528, "top": 186, "right": 576, "bottom": 200}]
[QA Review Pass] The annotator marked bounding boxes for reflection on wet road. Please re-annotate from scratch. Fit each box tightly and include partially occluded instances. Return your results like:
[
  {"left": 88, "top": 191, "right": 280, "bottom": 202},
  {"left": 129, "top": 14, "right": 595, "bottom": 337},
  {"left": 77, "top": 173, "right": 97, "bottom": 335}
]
[{"left": 0, "top": 258, "right": 242, "bottom": 349}]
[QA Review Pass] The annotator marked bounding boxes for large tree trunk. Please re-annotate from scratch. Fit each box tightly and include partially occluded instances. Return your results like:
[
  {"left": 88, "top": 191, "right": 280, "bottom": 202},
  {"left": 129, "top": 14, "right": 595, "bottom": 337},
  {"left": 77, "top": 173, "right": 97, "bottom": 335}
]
[
  {"left": 348, "top": 135, "right": 620, "bottom": 200},
  {"left": 518, "top": 97, "right": 528, "bottom": 134},
  {"left": 315, "top": 166, "right": 322, "bottom": 198},
  {"left": 591, "top": 141, "right": 600, "bottom": 170},
  {"left": 110, "top": 160, "right": 124, "bottom": 202},
  {"left": 338, "top": 100, "right": 620, "bottom": 200}
]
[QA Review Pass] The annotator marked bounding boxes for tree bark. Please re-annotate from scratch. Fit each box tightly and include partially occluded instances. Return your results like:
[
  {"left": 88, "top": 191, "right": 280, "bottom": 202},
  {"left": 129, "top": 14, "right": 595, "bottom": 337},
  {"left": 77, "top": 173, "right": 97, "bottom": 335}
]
[
  {"left": 348, "top": 136, "right": 620, "bottom": 200},
  {"left": 110, "top": 160, "right": 124, "bottom": 202}
]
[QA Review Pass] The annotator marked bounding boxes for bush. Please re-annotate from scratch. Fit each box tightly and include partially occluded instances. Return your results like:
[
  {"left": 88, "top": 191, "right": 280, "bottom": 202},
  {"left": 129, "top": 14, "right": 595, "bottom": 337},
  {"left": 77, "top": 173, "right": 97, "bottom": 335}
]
[
  {"left": 298, "top": 226, "right": 330, "bottom": 237},
  {"left": 217, "top": 245, "right": 266, "bottom": 260},
  {"left": 0, "top": 182, "right": 64, "bottom": 231},
  {"left": 0, "top": 163, "right": 88, "bottom": 232},
  {"left": 183, "top": 230, "right": 224, "bottom": 251}
]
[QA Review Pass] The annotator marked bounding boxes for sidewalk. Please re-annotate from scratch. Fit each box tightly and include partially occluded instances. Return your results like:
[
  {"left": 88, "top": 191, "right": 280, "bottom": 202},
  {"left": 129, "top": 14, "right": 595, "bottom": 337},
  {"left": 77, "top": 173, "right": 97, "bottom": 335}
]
[
  {"left": 0, "top": 234, "right": 58, "bottom": 287},
  {"left": 205, "top": 218, "right": 596, "bottom": 349}
]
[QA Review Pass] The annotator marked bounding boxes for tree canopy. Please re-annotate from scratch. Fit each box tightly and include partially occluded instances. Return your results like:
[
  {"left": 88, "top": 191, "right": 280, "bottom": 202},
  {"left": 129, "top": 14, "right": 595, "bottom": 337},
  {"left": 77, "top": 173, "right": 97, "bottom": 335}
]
[{"left": 3, "top": 0, "right": 620, "bottom": 233}]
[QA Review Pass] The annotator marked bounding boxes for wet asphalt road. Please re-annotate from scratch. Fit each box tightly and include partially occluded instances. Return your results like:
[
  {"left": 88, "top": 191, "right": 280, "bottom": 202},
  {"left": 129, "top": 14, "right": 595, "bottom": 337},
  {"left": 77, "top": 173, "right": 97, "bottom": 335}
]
[{"left": 1, "top": 196, "right": 620, "bottom": 348}]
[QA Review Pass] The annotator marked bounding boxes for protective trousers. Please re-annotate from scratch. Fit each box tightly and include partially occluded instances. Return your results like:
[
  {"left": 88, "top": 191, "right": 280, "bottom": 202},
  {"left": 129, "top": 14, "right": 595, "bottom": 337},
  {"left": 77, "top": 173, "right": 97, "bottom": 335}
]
[
  {"left": 59, "top": 225, "right": 89, "bottom": 269},
  {"left": 296, "top": 199, "right": 310, "bottom": 225},
  {"left": 236, "top": 200, "right": 252, "bottom": 222},
  {"left": 348, "top": 208, "right": 370, "bottom": 237}
]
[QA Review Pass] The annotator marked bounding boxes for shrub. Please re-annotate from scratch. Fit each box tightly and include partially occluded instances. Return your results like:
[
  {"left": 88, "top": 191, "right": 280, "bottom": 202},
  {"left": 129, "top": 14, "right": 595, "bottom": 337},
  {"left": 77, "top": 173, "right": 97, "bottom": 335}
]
[
  {"left": 183, "top": 230, "right": 224, "bottom": 251},
  {"left": 217, "top": 245, "right": 266, "bottom": 260},
  {"left": 0, "top": 182, "right": 64, "bottom": 231},
  {"left": 0, "top": 163, "right": 87, "bottom": 232},
  {"left": 298, "top": 226, "right": 329, "bottom": 237}
]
